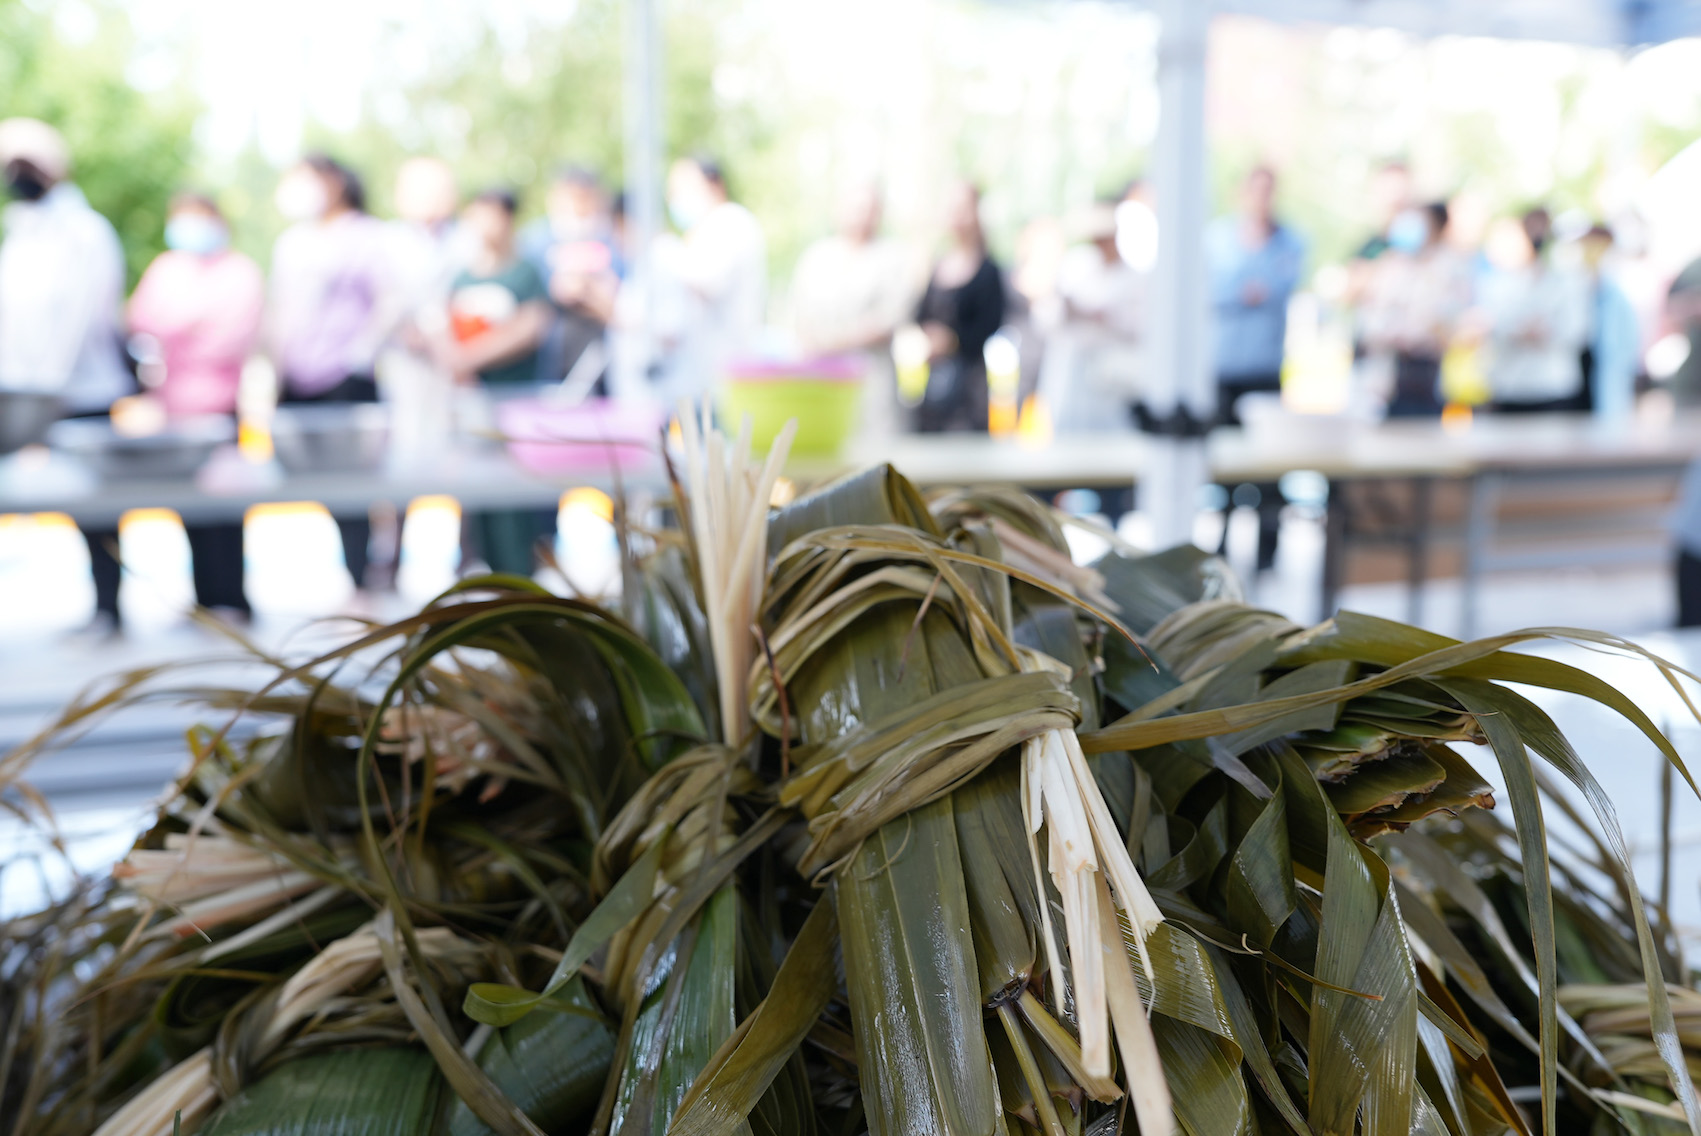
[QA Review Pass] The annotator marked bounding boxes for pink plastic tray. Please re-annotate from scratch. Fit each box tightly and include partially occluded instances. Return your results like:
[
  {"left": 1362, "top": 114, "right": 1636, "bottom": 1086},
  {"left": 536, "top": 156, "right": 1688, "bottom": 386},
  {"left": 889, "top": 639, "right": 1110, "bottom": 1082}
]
[{"left": 497, "top": 398, "right": 666, "bottom": 475}]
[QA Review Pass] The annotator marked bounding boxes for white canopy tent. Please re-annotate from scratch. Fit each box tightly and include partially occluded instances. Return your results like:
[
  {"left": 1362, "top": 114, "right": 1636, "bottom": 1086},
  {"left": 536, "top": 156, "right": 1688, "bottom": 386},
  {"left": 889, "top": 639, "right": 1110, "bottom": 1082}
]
[{"left": 620, "top": 0, "right": 1701, "bottom": 545}]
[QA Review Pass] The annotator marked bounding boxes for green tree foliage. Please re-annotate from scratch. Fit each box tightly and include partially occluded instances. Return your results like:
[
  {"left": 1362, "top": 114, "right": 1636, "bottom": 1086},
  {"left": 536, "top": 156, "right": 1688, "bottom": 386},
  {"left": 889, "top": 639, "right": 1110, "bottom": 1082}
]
[
  {"left": 0, "top": 0, "right": 198, "bottom": 286},
  {"left": 311, "top": 0, "right": 736, "bottom": 230}
]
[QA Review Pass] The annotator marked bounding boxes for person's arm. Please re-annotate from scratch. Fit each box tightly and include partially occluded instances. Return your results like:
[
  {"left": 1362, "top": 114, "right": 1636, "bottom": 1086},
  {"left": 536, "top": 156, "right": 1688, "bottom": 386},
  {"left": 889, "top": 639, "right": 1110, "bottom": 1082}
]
[
  {"left": 125, "top": 259, "right": 172, "bottom": 341},
  {"left": 1265, "top": 228, "right": 1306, "bottom": 307},
  {"left": 194, "top": 257, "right": 267, "bottom": 365},
  {"left": 348, "top": 222, "right": 409, "bottom": 367},
  {"left": 1205, "top": 223, "right": 1246, "bottom": 311},
  {"left": 262, "top": 231, "right": 298, "bottom": 365},
  {"left": 451, "top": 300, "right": 550, "bottom": 376}
]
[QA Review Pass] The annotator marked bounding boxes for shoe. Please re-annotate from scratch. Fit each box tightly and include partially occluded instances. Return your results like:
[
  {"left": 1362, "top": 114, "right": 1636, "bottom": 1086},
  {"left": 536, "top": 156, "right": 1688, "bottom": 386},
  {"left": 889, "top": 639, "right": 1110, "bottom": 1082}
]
[{"left": 66, "top": 611, "right": 123, "bottom": 642}]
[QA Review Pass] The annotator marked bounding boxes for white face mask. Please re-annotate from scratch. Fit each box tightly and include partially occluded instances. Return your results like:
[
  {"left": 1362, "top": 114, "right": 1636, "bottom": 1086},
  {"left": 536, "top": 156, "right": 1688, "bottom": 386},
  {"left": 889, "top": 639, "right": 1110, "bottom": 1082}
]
[{"left": 275, "top": 173, "right": 328, "bottom": 222}]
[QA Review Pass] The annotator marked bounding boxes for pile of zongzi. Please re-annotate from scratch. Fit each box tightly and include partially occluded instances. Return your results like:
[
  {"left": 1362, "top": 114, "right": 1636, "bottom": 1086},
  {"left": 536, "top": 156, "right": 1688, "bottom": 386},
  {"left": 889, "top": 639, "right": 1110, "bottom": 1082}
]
[{"left": 4, "top": 428, "right": 1701, "bottom": 1136}]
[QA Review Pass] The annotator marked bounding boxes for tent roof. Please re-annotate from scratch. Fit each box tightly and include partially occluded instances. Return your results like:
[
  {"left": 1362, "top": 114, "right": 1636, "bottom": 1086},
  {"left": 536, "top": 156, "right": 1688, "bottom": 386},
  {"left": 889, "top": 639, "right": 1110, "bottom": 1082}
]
[{"left": 1212, "top": 0, "right": 1701, "bottom": 46}]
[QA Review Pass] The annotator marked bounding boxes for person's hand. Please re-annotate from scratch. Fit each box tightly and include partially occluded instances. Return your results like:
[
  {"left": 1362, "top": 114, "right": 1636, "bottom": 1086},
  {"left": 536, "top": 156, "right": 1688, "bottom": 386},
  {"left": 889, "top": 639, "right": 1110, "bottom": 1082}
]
[
  {"left": 551, "top": 270, "right": 590, "bottom": 307},
  {"left": 922, "top": 320, "right": 957, "bottom": 359},
  {"left": 395, "top": 319, "right": 430, "bottom": 354},
  {"left": 426, "top": 336, "right": 475, "bottom": 384},
  {"left": 1241, "top": 280, "right": 1268, "bottom": 307}
]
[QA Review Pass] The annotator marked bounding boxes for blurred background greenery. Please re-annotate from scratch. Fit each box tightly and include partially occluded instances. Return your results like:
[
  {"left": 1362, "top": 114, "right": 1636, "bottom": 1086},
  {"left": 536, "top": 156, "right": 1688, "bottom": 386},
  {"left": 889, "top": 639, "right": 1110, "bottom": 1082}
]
[{"left": 8, "top": 0, "right": 1701, "bottom": 287}]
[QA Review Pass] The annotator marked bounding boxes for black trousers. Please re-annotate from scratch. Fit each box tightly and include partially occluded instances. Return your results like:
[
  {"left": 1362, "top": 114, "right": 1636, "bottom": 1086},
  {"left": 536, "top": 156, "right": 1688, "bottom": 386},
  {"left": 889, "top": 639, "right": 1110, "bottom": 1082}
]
[
  {"left": 1387, "top": 353, "right": 1443, "bottom": 418},
  {"left": 1678, "top": 550, "right": 1701, "bottom": 628},
  {"left": 1216, "top": 373, "right": 1285, "bottom": 571},
  {"left": 72, "top": 405, "right": 247, "bottom": 622},
  {"left": 86, "top": 522, "right": 248, "bottom": 620},
  {"left": 279, "top": 374, "right": 378, "bottom": 588}
]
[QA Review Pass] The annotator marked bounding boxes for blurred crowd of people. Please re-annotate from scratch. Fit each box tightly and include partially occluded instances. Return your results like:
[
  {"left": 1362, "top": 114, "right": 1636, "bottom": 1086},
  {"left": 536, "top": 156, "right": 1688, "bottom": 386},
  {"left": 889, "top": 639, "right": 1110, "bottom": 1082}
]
[{"left": 0, "top": 114, "right": 1686, "bottom": 628}]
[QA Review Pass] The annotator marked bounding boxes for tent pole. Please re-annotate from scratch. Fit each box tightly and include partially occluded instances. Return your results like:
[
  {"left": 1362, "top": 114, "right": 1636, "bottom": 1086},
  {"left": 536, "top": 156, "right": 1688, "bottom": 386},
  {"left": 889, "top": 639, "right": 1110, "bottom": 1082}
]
[
  {"left": 624, "top": 0, "right": 664, "bottom": 379},
  {"left": 1142, "top": 0, "right": 1212, "bottom": 548}
]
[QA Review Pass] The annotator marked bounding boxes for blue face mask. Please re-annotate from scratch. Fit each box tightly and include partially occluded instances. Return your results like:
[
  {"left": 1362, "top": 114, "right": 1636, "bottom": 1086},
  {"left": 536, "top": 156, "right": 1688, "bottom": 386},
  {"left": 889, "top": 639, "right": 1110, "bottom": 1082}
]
[
  {"left": 668, "top": 195, "right": 706, "bottom": 233},
  {"left": 165, "top": 214, "right": 228, "bottom": 256},
  {"left": 1386, "top": 209, "right": 1429, "bottom": 254}
]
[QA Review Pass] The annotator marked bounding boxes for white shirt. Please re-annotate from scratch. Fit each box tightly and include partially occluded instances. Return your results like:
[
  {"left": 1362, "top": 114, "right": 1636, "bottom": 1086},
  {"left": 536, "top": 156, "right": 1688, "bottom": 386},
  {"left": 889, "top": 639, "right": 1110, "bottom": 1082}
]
[
  {"left": 790, "top": 233, "right": 919, "bottom": 438},
  {"left": 1038, "top": 243, "right": 1147, "bottom": 432},
  {"left": 790, "top": 234, "right": 917, "bottom": 356},
  {"left": 1483, "top": 262, "right": 1590, "bottom": 404},
  {"left": 660, "top": 200, "right": 765, "bottom": 402},
  {"left": 0, "top": 183, "right": 129, "bottom": 411}
]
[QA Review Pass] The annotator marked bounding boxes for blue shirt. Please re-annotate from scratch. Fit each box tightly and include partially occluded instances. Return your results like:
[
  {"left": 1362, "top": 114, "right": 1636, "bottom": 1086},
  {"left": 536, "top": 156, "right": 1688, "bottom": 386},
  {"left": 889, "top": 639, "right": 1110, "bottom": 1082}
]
[
  {"left": 1205, "top": 217, "right": 1305, "bottom": 381},
  {"left": 1591, "top": 274, "right": 1639, "bottom": 424}
]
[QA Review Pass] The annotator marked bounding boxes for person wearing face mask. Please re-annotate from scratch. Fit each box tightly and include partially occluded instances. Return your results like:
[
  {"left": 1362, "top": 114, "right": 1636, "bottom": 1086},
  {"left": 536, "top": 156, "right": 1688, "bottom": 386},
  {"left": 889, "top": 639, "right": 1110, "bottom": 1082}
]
[
  {"left": 1481, "top": 208, "right": 1591, "bottom": 414},
  {"left": 1360, "top": 201, "right": 1472, "bottom": 417},
  {"left": 518, "top": 166, "right": 618, "bottom": 391},
  {"left": 438, "top": 187, "right": 554, "bottom": 576},
  {"left": 656, "top": 155, "right": 766, "bottom": 405},
  {"left": 0, "top": 118, "right": 133, "bottom": 636},
  {"left": 266, "top": 153, "right": 395, "bottom": 591},
  {"left": 123, "top": 192, "right": 264, "bottom": 619},
  {"left": 0, "top": 118, "right": 130, "bottom": 415}
]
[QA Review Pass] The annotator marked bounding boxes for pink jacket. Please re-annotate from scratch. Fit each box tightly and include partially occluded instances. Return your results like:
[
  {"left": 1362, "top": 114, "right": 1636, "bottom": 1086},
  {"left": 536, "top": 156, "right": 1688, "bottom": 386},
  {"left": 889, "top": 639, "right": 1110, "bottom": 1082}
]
[{"left": 128, "top": 249, "right": 264, "bottom": 417}]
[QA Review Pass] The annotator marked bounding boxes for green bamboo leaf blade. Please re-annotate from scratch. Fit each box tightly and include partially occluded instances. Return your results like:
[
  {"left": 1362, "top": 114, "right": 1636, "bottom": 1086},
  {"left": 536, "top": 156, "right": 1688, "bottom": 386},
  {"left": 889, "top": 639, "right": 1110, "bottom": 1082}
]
[
  {"left": 957, "top": 758, "right": 1043, "bottom": 999},
  {"left": 1274, "top": 744, "right": 1384, "bottom": 1130},
  {"left": 1279, "top": 612, "right": 1701, "bottom": 800},
  {"left": 1090, "top": 546, "right": 1235, "bottom": 637},
  {"left": 1125, "top": 924, "right": 1236, "bottom": 1042},
  {"left": 1012, "top": 599, "right": 1100, "bottom": 729},
  {"left": 1414, "top": 1013, "right": 1471, "bottom": 1136},
  {"left": 1101, "top": 632, "right": 1185, "bottom": 721},
  {"left": 1215, "top": 659, "right": 1356, "bottom": 757},
  {"left": 668, "top": 900, "right": 839, "bottom": 1136},
  {"left": 1147, "top": 603, "right": 1300, "bottom": 686},
  {"left": 1223, "top": 757, "right": 1297, "bottom": 950},
  {"left": 612, "top": 885, "right": 742, "bottom": 1136},
  {"left": 1454, "top": 682, "right": 1701, "bottom": 1136},
  {"left": 1356, "top": 890, "right": 1420, "bottom": 1136},
  {"left": 1152, "top": 1014, "right": 1250, "bottom": 1136},
  {"left": 464, "top": 836, "right": 667, "bottom": 1027},
  {"left": 199, "top": 1048, "right": 441, "bottom": 1136},
  {"left": 1084, "top": 616, "right": 1701, "bottom": 788},
  {"left": 1199, "top": 943, "right": 1310, "bottom": 1135},
  {"left": 1392, "top": 839, "right": 1614, "bottom": 1082},
  {"left": 1374, "top": 743, "right": 1496, "bottom": 826},
  {"left": 836, "top": 798, "right": 1002, "bottom": 1136},
  {"left": 769, "top": 463, "right": 941, "bottom": 552},
  {"left": 448, "top": 977, "right": 616, "bottom": 1136},
  {"left": 1322, "top": 746, "right": 1447, "bottom": 817},
  {"left": 1435, "top": 679, "right": 1560, "bottom": 1136},
  {"left": 1146, "top": 801, "right": 1228, "bottom": 893}
]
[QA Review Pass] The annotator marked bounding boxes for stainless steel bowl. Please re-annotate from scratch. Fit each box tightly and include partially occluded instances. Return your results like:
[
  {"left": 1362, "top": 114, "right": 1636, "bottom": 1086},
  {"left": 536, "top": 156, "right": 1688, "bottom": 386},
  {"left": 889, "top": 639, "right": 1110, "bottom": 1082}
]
[
  {"left": 46, "top": 415, "right": 235, "bottom": 479},
  {"left": 270, "top": 403, "right": 390, "bottom": 474},
  {"left": 0, "top": 391, "right": 63, "bottom": 454}
]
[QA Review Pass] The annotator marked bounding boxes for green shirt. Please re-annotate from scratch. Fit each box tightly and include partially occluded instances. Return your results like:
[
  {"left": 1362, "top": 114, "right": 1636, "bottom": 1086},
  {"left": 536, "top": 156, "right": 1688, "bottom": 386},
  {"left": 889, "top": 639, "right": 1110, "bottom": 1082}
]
[{"left": 449, "top": 258, "right": 547, "bottom": 387}]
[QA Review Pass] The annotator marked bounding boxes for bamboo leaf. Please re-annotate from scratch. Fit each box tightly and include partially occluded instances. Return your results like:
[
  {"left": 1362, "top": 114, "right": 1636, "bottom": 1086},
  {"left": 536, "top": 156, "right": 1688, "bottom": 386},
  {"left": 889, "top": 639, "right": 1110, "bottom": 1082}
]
[
  {"left": 198, "top": 1048, "right": 440, "bottom": 1136},
  {"left": 836, "top": 798, "right": 1001, "bottom": 1136},
  {"left": 668, "top": 900, "right": 839, "bottom": 1136},
  {"left": 1434, "top": 679, "right": 1559, "bottom": 1135},
  {"left": 448, "top": 977, "right": 616, "bottom": 1136},
  {"left": 465, "top": 836, "right": 667, "bottom": 1027}
]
